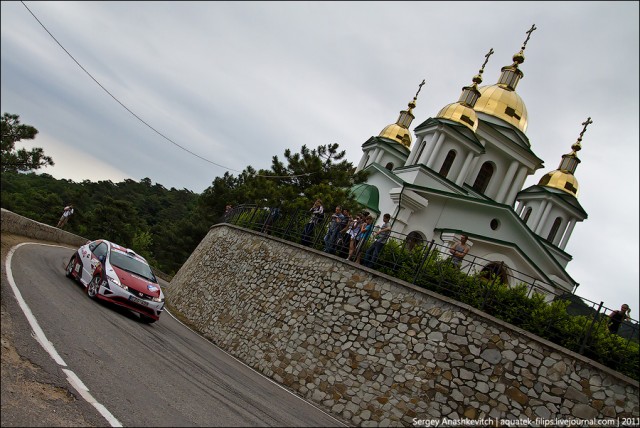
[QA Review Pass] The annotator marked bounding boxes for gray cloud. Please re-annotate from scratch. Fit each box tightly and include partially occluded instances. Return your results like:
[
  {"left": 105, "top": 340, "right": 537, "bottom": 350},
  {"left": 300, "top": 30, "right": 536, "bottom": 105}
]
[{"left": 1, "top": 1, "right": 638, "bottom": 311}]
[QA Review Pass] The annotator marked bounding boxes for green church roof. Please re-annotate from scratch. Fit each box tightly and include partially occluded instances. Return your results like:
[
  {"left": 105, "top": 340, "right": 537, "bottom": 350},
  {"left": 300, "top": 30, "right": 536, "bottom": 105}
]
[{"left": 350, "top": 183, "right": 380, "bottom": 214}]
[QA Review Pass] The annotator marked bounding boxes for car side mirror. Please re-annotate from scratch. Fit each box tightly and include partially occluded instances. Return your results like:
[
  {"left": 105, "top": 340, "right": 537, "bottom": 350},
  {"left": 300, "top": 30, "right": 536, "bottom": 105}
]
[{"left": 99, "top": 255, "right": 106, "bottom": 263}]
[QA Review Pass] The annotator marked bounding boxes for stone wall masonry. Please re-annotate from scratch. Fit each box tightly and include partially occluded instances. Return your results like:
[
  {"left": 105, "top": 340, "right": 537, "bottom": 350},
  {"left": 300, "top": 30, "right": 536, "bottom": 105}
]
[
  {"left": 1, "top": 208, "right": 87, "bottom": 248},
  {"left": 167, "top": 224, "right": 639, "bottom": 426}
]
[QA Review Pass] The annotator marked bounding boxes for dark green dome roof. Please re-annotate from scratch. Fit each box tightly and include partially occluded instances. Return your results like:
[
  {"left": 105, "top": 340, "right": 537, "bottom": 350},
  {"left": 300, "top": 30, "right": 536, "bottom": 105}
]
[{"left": 350, "top": 183, "right": 380, "bottom": 214}]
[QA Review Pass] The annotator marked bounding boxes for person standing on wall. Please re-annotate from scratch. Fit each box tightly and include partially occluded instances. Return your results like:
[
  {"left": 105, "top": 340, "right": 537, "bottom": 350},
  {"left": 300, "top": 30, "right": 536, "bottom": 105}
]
[
  {"left": 362, "top": 213, "right": 392, "bottom": 268},
  {"left": 323, "top": 205, "right": 344, "bottom": 254},
  {"left": 301, "top": 199, "right": 324, "bottom": 247},
  {"left": 608, "top": 304, "right": 631, "bottom": 334},
  {"left": 336, "top": 208, "right": 352, "bottom": 258},
  {"left": 56, "top": 204, "right": 74, "bottom": 228},
  {"left": 354, "top": 215, "right": 374, "bottom": 264},
  {"left": 345, "top": 213, "right": 363, "bottom": 261},
  {"left": 449, "top": 234, "right": 470, "bottom": 268}
]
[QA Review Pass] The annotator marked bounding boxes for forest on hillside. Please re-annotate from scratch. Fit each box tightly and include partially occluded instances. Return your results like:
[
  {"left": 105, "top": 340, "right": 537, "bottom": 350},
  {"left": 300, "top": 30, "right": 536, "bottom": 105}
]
[
  {"left": 1, "top": 172, "right": 208, "bottom": 274},
  {"left": 1, "top": 144, "right": 368, "bottom": 274}
]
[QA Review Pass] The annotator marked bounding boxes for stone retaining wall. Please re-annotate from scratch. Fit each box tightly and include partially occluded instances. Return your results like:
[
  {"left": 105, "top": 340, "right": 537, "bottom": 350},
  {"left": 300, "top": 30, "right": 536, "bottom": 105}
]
[
  {"left": 167, "top": 224, "right": 639, "bottom": 426},
  {"left": 1, "top": 208, "right": 87, "bottom": 248}
]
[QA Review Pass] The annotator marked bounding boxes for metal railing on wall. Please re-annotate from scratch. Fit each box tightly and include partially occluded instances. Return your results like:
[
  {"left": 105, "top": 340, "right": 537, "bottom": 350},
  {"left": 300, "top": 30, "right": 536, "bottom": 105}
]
[{"left": 220, "top": 204, "right": 639, "bottom": 379}]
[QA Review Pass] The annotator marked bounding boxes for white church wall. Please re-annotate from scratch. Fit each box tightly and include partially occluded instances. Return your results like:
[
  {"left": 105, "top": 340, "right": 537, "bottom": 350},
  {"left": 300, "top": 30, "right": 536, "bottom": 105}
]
[
  {"left": 537, "top": 205, "right": 570, "bottom": 245},
  {"left": 359, "top": 177, "right": 573, "bottom": 293},
  {"left": 430, "top": 141, "right": 459, "bottom": 177},
  {"left": 436, "top": 199, "right": 569, "bottom": 282}
]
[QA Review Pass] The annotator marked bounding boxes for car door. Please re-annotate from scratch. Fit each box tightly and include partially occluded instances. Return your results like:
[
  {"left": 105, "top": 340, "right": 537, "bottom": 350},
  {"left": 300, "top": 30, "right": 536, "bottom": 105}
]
[{"left": 81, "top": 241, "right": 108, "bottom": 285}]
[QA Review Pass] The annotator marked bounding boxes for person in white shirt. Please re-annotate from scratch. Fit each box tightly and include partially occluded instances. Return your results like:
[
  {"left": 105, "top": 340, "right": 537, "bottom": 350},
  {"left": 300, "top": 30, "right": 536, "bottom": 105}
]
[{"left": 56, "top": 204, "right": 74, "bottom": 228}]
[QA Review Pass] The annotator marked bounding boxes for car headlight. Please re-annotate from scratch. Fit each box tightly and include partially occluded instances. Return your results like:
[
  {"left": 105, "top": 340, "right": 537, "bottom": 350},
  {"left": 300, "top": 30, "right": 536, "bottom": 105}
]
[
  {"left": 107, "top": 275, "right": 127, "bottom": 290},
  {"left": 152, "top": 296, "right": 165, "bottom": 303}
]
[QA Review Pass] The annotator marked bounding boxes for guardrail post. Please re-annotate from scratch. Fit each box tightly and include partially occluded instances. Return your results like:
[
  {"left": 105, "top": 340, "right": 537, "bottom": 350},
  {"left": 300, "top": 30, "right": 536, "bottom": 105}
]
[
  {"left": 413, "top": 239, "right": 435, "bottom": 285},
  {"left": 579, "top": 301, "right": 604, "bottom": 355}
]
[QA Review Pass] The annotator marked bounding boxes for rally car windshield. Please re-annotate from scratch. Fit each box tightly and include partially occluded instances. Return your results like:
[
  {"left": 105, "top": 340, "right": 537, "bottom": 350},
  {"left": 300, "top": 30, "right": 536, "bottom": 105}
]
[{"left": 109, "top": 250, "right": 157, "bottom": 282}]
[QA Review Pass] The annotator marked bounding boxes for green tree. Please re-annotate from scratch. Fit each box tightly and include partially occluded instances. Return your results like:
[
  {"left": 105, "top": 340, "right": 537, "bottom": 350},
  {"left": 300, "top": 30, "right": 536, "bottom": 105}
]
[
  {"left": 198, "top": 143, "right": 369, "bottom": 218},
  {"left": 1, "top": 113, "right": 54, "bottom": 173}
]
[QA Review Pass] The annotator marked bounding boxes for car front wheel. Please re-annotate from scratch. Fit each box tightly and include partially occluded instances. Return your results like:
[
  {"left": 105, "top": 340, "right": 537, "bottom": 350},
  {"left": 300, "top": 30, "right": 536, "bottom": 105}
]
[{"left": 87, "top": 276, "right": 101, "bottom": 299}]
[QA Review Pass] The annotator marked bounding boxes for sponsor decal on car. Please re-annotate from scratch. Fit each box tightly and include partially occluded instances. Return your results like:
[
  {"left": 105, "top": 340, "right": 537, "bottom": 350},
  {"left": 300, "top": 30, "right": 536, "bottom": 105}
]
[{"left": 147, "top": 284, "right": 159, "bottom": 292}]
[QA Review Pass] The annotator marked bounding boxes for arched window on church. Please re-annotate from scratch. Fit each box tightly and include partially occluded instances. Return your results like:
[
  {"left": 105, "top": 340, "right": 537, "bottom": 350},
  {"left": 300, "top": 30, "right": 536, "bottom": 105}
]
[
  {"left": 405, "top": 231, "right": 425, "bottom": 251},
  {"left": 479, "top": 262, "right": 509, "bottom": 286},
  {"left": 523, "top": 207, "right": 532, "bottom": 223},
  {"left": 472, "top": 161, "right": 494, "bottom": 194},
  {"left": 547, "top": 217, "right": 562, "bottom": 242},
  {"left": 439, "top": 150, "right": 456, "bottom": 178},
  {"left": 385, "top": 162, "right": 394, "bottom": 171}
]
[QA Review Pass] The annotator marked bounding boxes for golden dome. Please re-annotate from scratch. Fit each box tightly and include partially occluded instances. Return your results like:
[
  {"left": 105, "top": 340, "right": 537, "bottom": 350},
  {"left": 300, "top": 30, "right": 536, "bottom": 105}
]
[
  {"left": 377, "top": 80, "right": 426, "bottom": 149},
  {"left": 474, "top": 85, "right": 528, "bottom": 133},
  {"left": 538, "top": 170, "right": 579, "bottom": 197},
  {"left": 378, "top": 123, "right": 412, "bottom": 148},
  {"left": 435, "top": 48, "right": 495, "bottom": 133},
  {"left": 436, "top": 103, "right": 479, "bottom": 132},
  {"left": 537, "top": 117, "right": 592, "bottom": 198}
]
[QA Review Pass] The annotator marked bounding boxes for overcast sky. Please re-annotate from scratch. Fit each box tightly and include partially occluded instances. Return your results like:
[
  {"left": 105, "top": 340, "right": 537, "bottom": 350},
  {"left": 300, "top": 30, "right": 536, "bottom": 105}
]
[{"left": 1, "top": 1, "right": 638, "bottom": 314}]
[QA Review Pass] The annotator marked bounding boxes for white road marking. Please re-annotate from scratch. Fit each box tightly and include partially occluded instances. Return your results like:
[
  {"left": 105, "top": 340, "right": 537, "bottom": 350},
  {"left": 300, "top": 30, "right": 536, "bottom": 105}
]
[{"left": 5, "top": 242, "right": 122, "bottom": 427}]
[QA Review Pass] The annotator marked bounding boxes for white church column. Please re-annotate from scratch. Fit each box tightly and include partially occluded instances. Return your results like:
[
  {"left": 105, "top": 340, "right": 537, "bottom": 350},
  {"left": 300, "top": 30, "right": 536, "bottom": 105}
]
[
  {"left": 375, "top": 148, "right": 384, "bottom": 164},
  {"left": 356, "top": 151, "right": 370, "bottom": 172},
  {"left": 534, "top": 202, "right": 553, "bottom": 234},
  {"left": 419, "top": 131, "right": 440, "bottom": 165},
  {"left": 426, "top": 133, "right": 446, "bottom": 169},
  {"left": 505, "top": 167, "right": 528, "bottom": 206},
  {"left": 496, "top": 161, "right": 519, "bottom": 203},
  {"left": 559, "top": 219, "right": 576, "bottom": 250},
  {"left": 406, "top": 136, "right": 424, "bottom": 164},
  {"left": 530, "top": 200, "right": 548, "bottom": 232},
  {"left": 466, "top": 157, "right": 480, "bottom": 185},
  {"left": 516, "top": 201, "right": 525, "bottom": 215},
  {"left": 455, "top": 151, "right": 475, "bottom": 187}
]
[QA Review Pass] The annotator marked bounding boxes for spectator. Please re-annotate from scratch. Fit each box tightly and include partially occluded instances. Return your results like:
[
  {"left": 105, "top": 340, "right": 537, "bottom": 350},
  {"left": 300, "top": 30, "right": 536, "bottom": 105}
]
[
  {"left": 354, "top": 215, "right": 374, "bottom": 264},
  {"left": 449, "top": 234, "right": 470, "bottom": 268},
  {"left": 223, "top": 204, "right": 233, "bottom": 221},
  {"left": 363, "top": 213, "right": 392, "bottom": 268},
  {"left": 323, "top": 206, "right": 344, "bottom": 254},
  {"left": 336, "top": 208, "right": 352, "bottom": 258},
  {"left": 56, "top": 204, "right": 74, "bottom": 228},
  {"left": 263, "top": 206, "right": 280, "bottom": 235},
  {"left": 301, "top": 199, "right": 324, "bottom": 247},
  {"left": 345, "top": 213, "right": 363, "bottom": 261},
  {"left": 608, "top": 304, "right": 631, "bottom": 334}
]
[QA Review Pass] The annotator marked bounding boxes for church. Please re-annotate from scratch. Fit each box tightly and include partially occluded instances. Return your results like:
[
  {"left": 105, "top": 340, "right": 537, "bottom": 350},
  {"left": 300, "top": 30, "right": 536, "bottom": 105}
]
[{"left": 352, "top": 26, "right": 590, "bottom": 297}]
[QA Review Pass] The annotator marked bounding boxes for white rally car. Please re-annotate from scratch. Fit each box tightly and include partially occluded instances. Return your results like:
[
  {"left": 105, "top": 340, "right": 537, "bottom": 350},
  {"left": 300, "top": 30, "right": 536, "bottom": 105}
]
[{"left": 65, "top": 239, "right": 165, "bottom": 323}]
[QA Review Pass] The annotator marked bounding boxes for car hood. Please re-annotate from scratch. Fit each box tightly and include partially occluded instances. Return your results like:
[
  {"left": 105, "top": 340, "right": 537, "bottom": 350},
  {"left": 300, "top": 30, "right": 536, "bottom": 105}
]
[{"left": 111, "top": 265, "right": 162, "bottom": 297}]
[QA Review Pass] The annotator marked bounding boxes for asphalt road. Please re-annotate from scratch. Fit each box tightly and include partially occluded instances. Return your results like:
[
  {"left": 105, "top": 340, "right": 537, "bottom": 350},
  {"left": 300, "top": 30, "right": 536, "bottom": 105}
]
[{"left": 4, "top": 241, "right": 344, "bottom": 427}]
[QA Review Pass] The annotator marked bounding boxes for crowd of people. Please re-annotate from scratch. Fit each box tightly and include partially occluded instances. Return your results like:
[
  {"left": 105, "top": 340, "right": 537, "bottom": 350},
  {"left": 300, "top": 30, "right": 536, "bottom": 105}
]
[
  {"left": 295, "top": 199, "right": 396, "bottom": 268},
  {"left": 236, "top": 198, "right": 475, "bottom": 272}
]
